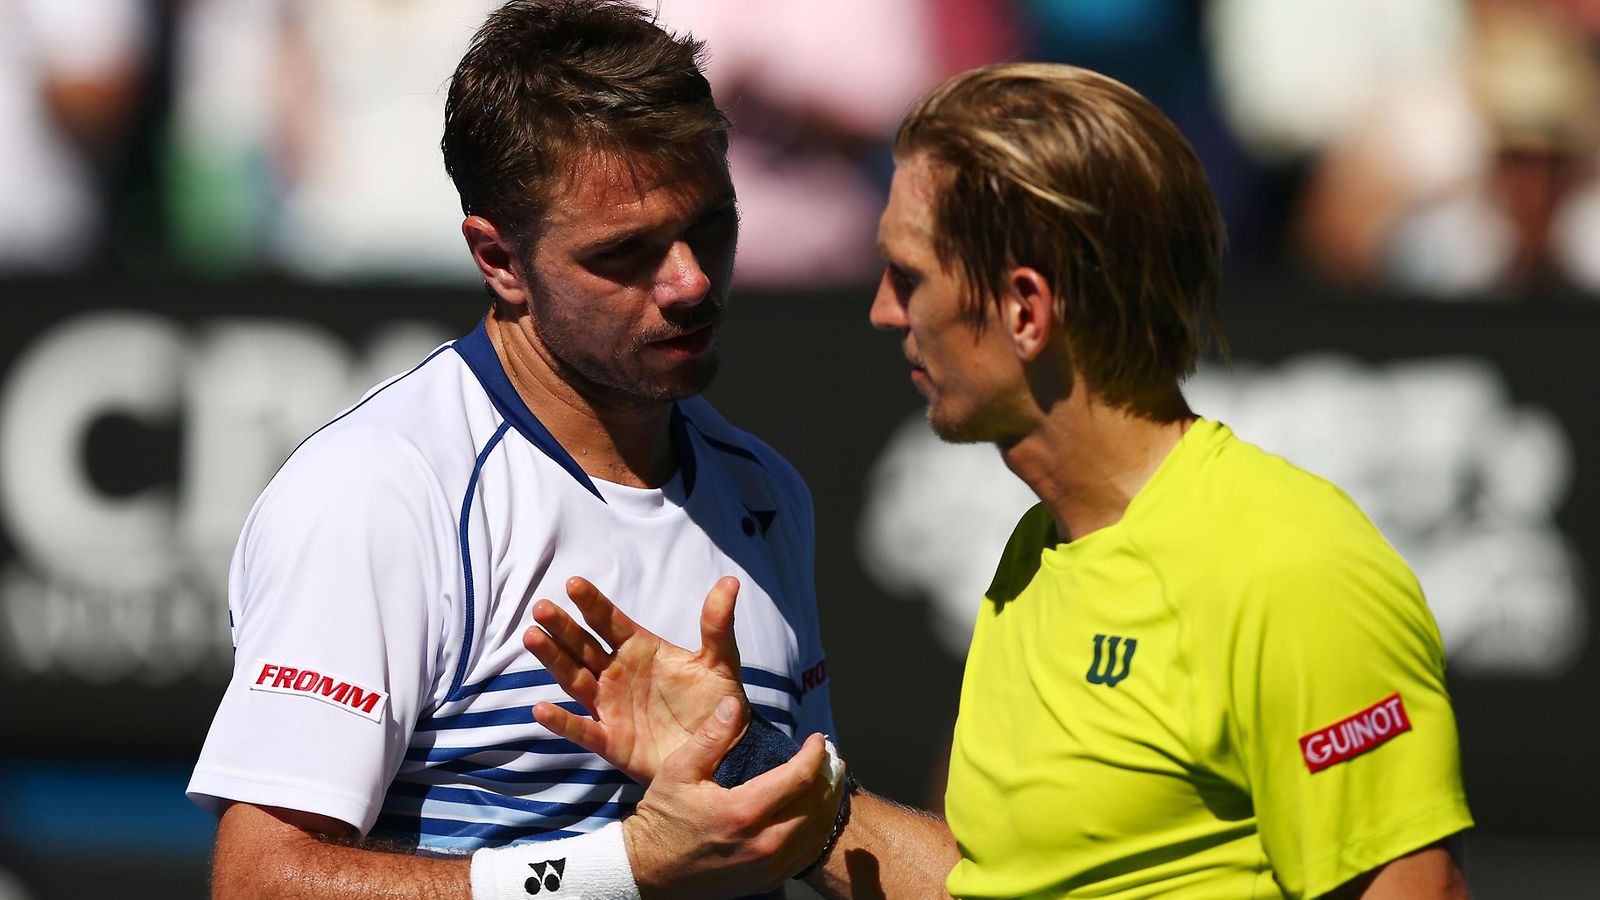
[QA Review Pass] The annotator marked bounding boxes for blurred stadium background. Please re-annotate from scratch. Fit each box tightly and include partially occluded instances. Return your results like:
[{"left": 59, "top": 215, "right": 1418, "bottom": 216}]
[{"left": 1, "top": 0, "right": 1597, "bottom": 896}]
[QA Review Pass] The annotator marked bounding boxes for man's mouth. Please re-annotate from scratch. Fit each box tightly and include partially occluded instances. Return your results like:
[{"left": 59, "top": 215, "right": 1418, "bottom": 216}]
[
  {"left": 645, "top": 320, "right": 717, "bottom": 358},
  {"left": 908, "top": 358, "right": 929, "bottom": 391}
]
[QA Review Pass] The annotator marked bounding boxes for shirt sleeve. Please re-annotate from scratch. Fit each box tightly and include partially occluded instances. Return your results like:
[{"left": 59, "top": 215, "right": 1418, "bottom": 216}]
[
  {"left": 187, "top": 425, "right": 454, "bottom": 835},
  {"left": 1229, "top": 540, "right": 1474, "bottom": 898}
]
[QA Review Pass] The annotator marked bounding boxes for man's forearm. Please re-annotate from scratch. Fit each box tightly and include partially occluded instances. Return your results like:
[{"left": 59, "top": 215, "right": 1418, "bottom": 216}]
[
  {"left": 803, "top": 791, "right": 959, "bottom": 900},
  {"left": 213, "top": 803, "right": 470, "bottom": 900}
]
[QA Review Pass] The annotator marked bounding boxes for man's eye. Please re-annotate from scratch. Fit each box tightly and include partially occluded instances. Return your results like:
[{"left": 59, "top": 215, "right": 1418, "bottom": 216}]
[
  {"left": 690, "top": 206, "right": 737, "bottom": 236},
  {"left": 596, "top": 240, "right": 641, "bottom": 261},
  {"left": 888, "top": 266, "right": 917, "bottom": 295}
]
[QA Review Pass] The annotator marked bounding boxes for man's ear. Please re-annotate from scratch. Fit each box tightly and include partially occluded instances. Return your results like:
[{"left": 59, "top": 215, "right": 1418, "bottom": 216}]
[
  {"left": 1004, "top": 266, "right": 1056, "bottom": 361},
  {"left": 462, "top": 216, "right": 531, "bottom": 307}
]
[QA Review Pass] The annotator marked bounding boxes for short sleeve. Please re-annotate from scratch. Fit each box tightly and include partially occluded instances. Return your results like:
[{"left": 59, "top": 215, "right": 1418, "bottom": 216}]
[
  {"left": 187, "top": 426, "right": 455, "bottom": 835},
  {"left": 1230, "top": 543, "right": 1473, "bottom": 898}
]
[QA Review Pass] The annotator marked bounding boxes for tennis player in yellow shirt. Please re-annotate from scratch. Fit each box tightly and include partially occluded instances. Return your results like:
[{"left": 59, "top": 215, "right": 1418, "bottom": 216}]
[{"left": 522, "top": 62, "right": 1473, "bottom": 899}]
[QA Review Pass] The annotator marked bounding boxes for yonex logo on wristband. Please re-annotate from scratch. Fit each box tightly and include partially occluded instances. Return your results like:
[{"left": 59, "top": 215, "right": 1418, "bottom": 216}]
[
  {"left": 525, "top": 859, "right": 565, "bottom": 894},
  {"left": 247, "top": 659, "right": 388, "bottom": 722},
  {"left": 1300, "top": 693, "right": 1412, "bottom": 773}
]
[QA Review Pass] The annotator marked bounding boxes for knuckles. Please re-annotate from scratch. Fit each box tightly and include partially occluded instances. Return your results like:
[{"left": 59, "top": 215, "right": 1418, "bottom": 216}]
[{"left": 725, "top": 798, "right": 764, "bottom": 835}]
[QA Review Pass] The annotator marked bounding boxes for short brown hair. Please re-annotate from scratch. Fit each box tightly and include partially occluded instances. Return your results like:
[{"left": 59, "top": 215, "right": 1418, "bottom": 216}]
[
  {"left": 442, "top": 0, "right": 727, "bottom": 242},
  {"left": 895, "top": 63, "right": 1226, "bottom": 407}
]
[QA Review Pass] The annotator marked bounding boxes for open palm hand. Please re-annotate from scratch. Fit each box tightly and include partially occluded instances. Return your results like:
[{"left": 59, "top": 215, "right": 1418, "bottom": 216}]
[{"left": 523, "top": 575, "right": 750, "bottom": 784}]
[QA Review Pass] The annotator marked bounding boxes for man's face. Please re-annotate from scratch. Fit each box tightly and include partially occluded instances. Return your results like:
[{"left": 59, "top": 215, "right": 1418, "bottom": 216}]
[
  {"left": 872, "top": 154, "right": 1026, "bottom": 443},
  {"left": 521, "top": 149, "right": 738, "bottom": 408}
]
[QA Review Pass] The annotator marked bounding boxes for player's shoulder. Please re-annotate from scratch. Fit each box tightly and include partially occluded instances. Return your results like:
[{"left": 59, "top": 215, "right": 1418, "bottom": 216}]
[
  {"left": 315, "top": 340, "right": 472, "bottom": 437},
  {"left": 1176, "top": 422, "right": 1389, "bottom": 554},
  {"left": 1164, "top": 423, "right": 1426, "bottom": 617},
  {"left": 268, "top": 341, "right": 487, "bottom": 501},
  {"left": 676, "top": 396, "right": 811, "bottom": 502}
]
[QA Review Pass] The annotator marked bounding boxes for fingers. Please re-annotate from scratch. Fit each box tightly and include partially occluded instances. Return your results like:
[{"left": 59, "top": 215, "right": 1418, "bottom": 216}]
[
  {"left": 756, "top": 735, "right": 846, "bottom": 869},
  {"left": 531, "top": 597, "right": 612, "bottom": 674},
  {"left": 661, "top": 695, "right": 744, "bottom": 783},
  {"left": 566, "top": 576, "right": 642, "bottom": 648},
  {"left": 698, "top": 576, "right": 742, "bottom": 674},
  {"left": 533, "top": 701, "right": 609, "bottom": 756},
  {"left": 735, "top": 732, "right": 831, "bottom": 814},
  {"left": 524, "top": 620, "right": 600, "bottom": 710}
]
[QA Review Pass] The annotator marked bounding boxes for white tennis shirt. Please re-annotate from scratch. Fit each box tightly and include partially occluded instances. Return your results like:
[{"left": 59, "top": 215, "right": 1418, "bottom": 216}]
[{"left": 188, "top": 319, "right": 834, "bottom": 854}]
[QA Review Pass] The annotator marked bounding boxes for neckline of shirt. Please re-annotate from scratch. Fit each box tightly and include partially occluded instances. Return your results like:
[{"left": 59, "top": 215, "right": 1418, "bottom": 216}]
[
  {"left": 592, "top": 468, "right": 690, "bottom": 517},
  {"left": 452, "top": 318, "right": 700, "bottom": 507},
  {"left": 1040, "top": 418, "right": 1228, "bottom": 562}
]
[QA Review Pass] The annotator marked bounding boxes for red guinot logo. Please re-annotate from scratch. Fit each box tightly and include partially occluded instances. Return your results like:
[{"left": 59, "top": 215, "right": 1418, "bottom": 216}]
[{"left": 1300, "top": 693, "right": 1412, "bottom": 773}]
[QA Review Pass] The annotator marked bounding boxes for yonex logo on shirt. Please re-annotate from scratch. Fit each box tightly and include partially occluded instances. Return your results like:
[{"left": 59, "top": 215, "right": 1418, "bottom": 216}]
[
  {"left": 1300, "top": 693, "right": 1412, "bottom": 773},
  {"left": 741, "top": 505, "right": 777, "bottom": 537},
  {"left": 248, "top": 659, "right": 388, "bottom": 722}
]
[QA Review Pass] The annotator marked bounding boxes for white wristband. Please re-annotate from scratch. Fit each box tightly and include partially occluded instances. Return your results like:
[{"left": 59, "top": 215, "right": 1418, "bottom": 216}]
[{"left": 470, "top": 822, "right": 641, "bottom": 900}]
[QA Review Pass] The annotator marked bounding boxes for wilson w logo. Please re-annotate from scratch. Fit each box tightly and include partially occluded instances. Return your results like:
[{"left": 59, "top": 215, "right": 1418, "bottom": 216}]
[{"left": 1086, "top": 634, "right": 1137, "bottom": 687}]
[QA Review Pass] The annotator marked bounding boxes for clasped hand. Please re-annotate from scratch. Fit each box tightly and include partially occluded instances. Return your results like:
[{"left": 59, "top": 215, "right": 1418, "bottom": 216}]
[{"left": 523, "top": 576, "right": 842, "bottom": 898}]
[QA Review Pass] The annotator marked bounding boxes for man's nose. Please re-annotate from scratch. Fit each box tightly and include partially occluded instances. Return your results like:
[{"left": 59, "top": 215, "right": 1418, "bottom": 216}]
[
  {"left": 655, "top": 241, "right": 711, "bottom": 307},
  {"left": 869, "top": 270, "right": 906, "bottom": 330}
]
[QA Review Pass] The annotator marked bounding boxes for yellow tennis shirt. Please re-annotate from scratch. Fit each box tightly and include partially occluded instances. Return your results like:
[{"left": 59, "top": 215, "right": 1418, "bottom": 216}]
[{"left": 945, "top": 420, "right": 1472, "bottom": 899}]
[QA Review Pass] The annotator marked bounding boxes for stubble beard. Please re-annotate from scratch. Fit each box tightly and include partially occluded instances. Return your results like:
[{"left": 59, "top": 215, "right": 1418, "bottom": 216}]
[
  {"left": 538, "top": 308, "right": 722, "bottom": 409},
  {"left": 927, "top": 404, "right": 987, "bottom": 444},
  {"left": 925, "top": 385, "right": 1026, "bottom": 447}
]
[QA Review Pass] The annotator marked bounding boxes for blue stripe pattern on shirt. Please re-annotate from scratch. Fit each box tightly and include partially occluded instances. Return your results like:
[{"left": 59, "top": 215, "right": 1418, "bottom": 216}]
[
  {"left": 426, "top": 762, "right": 633, "bottom": 787},
  {"left": 454, "top": 668, "right": 558, "bottom": 696},
  {"left": 386, "top": 781, "right": 633, "bottom": 820},
  {"left": 393, "top": 658, "right": 805, "bottom": 853},
  {"left": 752, "top": 703, "right": 794, "bottom": 730},
  {"left": 371, "top": 813, "right": 588, "bottom": 849},
  {"left": 742, "top": 665, "right": 801, "bottom": 700},
  {"left": 417, "top": 699, "right": 586, "bottom": 732},
  {"left": 404, "top": 738, "right": 591, "bottom": 763},
  {"left": 450, "top": 664, "right": 794, "bottom": 703}
]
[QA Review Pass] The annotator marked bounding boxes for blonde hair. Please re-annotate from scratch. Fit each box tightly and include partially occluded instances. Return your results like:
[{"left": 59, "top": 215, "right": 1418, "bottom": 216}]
[{"left": 895, "top": 63, "right": 1226, "bottom": 409}]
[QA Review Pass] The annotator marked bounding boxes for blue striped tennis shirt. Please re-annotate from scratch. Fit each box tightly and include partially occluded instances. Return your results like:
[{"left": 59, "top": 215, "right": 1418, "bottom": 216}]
[{"left": 188, "top": 319, "right": 834, "bottom": 854}]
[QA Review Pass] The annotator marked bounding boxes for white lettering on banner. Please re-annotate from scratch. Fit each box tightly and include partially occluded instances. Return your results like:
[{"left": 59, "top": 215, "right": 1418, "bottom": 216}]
[
  {"left": 0, "top": 314, "right": 451, "bottom": 683},
  {"left": 859, "top": 355, "right": 1587, "bottom": 677},
  {"left": 1300, "top": 694, "right": 1412, "bottom": 773}
]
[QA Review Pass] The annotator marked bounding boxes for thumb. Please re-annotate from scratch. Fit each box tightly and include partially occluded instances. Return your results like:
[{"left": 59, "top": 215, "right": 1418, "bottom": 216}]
[
  {"left": 699, "top": 576, "right": 742, "bottom": 674},
  {"left": 661, "top": 694, "right": 745, "bottom": 784}
]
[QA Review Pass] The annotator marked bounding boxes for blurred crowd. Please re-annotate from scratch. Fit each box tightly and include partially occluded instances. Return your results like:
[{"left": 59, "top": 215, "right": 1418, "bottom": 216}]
[{"left": 5, "top": 0, "right": 1600, "bottom": 298}]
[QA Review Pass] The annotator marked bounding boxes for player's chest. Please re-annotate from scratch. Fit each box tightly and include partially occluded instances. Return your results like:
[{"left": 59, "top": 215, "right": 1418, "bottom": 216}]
[
  {"left": 947, "top": 569, "right": 1252, "bottom": 880},
  {"left": 966, "top": 569, "right": 1189, "bottom": 755},
  {"left": 464, "top": 459, "right": 801, "bottom": 665}
]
